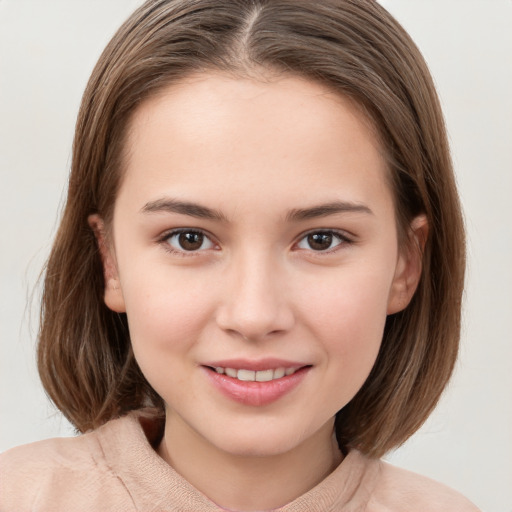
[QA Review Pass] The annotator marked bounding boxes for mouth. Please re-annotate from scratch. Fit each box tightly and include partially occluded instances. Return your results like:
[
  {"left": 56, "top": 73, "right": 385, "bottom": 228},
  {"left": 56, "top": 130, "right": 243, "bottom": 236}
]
[
  {"left": 207, "top": 366, "right": 302, "bottom": 382},
  {"left": 202, "top": 360, "right": 312, "bottom": 406}
]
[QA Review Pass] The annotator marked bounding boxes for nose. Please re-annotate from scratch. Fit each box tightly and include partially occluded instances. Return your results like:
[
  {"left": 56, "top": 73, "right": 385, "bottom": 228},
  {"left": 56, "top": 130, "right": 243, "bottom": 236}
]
[{"left": 215, "top": 252, "right": 295, "bottom": 342}]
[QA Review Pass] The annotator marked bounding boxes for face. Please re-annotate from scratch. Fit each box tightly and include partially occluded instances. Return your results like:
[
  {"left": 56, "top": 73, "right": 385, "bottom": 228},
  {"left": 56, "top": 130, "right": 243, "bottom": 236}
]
[{"left": 97, "top": 72, "right": 423, "bottom": 458}]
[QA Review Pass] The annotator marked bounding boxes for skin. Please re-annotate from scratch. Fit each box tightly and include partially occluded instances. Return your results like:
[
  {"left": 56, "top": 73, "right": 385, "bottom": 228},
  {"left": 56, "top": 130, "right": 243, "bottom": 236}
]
[{"left": 91, "top": 72, "right": 426, "bottom": 511}]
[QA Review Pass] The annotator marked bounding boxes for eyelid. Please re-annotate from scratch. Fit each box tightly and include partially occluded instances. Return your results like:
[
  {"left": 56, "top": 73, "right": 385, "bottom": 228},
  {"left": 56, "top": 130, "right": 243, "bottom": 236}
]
[
  {"left": 293, "top": 228, "right": 354, "bottom": 253},
  {"left": 158, "top": 227, "right": 219, "bottom": 255},
  {"left": 156, "top": 227, "right": 354, "bottom": 256}
]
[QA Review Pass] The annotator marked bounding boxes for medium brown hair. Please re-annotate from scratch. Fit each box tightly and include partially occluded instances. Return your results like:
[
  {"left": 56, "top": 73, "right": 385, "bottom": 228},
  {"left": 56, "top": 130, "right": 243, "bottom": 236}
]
[{"left": 38, "top": 0, "right": 465, "bottom": 457}]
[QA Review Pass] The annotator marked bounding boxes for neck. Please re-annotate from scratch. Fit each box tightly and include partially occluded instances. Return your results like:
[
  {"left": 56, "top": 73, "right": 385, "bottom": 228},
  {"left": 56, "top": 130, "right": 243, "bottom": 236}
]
[{"left": 157, "top": 413, "right": 343, "bottom": 511}]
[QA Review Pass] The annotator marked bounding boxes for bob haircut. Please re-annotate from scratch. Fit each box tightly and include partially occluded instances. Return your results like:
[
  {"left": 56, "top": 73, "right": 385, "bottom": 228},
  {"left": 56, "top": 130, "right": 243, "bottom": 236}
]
[{"left": 38, "top": 0, "right": 465, "bottom": 458}]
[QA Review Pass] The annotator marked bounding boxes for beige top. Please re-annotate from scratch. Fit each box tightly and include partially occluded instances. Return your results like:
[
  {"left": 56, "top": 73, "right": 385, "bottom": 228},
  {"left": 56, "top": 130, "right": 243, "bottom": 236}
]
[{"left": 0, "top": 409, "right": 480, "bottom": 511}]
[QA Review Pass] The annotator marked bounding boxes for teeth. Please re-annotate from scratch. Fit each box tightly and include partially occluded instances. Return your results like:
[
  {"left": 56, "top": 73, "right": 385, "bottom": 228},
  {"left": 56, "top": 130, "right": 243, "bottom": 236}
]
[
  {"left": 274, "top": 367, "right": 285, "bottom": 379},
  {"left": 255, "top": 369, "right": 274, "bottom": 382},
  {"left": 237, "top": 369, "right": 255, "bottom": 381},
  {"left": 225, "top": 367, "right": 237, "bottom": 378},
  {"left": 215, "top": 366, "right": 300, "bottom": 382}
]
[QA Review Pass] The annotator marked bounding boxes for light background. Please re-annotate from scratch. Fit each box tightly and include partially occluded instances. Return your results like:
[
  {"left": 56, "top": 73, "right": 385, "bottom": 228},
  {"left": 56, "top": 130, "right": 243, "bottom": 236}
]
[{"left": 0, "top": 1, "right": 511, "bottom": 510}]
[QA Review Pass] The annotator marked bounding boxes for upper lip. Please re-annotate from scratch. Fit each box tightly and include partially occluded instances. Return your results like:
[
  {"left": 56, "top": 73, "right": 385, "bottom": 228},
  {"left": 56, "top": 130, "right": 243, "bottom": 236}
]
[{"left": 202, "top": 358, "right": 310, "bottom": 371}]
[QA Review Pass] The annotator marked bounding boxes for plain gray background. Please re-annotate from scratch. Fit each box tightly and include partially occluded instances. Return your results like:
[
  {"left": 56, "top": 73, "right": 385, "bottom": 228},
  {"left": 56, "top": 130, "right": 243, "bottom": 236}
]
[{"left": 1, "top": 1, "right": 511, "bottom": 510}]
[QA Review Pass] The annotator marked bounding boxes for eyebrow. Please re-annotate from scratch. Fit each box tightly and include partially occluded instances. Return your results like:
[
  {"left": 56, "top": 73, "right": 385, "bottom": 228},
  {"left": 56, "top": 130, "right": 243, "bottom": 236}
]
[
  {"left": 141, "top": 197, "right": 372, "bottom": 223},
  {"left": 286, "top": 201, "right": 373, "bottom": 221},
  {"left": 141, "top": 198, "right": 228, "bottom": 221}
]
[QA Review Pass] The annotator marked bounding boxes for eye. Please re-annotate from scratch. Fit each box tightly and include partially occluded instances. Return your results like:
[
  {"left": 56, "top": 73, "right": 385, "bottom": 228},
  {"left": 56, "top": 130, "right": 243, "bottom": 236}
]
[
  {"left": 164, "top": 229, "right": 215, "bottom": 252},
  {"left": 296, "top": 231, "right": 348, "bottom": 252}
]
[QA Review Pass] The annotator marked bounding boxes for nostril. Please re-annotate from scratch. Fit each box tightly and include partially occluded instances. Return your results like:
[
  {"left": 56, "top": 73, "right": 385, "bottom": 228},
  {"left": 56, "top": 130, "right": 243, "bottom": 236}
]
[{"left": 215, "top": 297, "right": 295, "bottom": 341}]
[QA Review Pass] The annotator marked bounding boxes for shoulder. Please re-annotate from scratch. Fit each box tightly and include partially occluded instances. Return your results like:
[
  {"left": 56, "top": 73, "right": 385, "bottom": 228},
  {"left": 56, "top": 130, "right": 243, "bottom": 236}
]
[
  {"left": 367, "top": 458, "right": 481, "bottom": 512},
  {"left": 1, "top": 428, "right": 99, "bottom": 471},
  {"left": 0, "top": 419, "right": 136, "bottom": 511},
  {"left": 0, "top": 432, "right": 101, "bottom": 490}
]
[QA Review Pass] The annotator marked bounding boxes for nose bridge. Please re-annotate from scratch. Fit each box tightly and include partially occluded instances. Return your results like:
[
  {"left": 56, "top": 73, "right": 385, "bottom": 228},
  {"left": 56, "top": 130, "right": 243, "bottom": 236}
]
[{"left": 216, "top": 246, "right": 294, "bottom": 340}]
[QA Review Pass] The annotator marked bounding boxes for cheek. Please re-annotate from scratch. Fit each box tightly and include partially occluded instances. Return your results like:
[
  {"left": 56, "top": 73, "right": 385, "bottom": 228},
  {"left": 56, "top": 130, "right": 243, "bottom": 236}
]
[
  {"left": 121, "top": 273, "right": 216, "bottom": 404},
  {"left": 120, "top": 268, "right": 216, "bottom": 360},
  {"left": 298, "top": 265, "right": 392, "bottom": 376},
  {"left": 301, "top": 263, "right": 392, "bottom": 332}
]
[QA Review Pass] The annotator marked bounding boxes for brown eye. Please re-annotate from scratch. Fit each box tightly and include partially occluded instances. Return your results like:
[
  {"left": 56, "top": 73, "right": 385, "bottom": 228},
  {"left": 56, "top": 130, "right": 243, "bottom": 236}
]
[
  {"left": 166, "top": 230, "right": 214, "bottom": 252},
  {"left": 308, "top": 233, "right": 333, "bottom": 250},
  {"left": 179, "top": 232, "right": 204, "bottom": 250},
  {"left": 297, "top": 231, "right": 345, "bottom": 252}
]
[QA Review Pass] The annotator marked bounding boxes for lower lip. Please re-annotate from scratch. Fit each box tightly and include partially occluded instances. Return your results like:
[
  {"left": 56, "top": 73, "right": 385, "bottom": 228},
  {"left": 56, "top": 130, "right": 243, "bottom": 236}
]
[{"left": 203, "top": 366, "right": 310, "bottom": 406}]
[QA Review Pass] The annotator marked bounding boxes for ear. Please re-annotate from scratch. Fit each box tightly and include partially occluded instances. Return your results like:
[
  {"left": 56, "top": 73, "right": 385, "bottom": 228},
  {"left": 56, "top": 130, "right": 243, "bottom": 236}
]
[
  {"left": 88, "top": 214, "right": 126, "bottom": 313},
  {"left": 387, "top": 215, "right": 428, "bottom": 315}
]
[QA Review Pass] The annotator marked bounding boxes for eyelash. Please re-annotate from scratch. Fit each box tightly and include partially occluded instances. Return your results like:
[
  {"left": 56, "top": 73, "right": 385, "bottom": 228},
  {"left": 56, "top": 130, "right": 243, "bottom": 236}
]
[
  {"left": 157, "top": 228, "right": 354, "bottom": 256},
  {"left": 158, "top": 228, "right": 218, "bottom": 257},
  {"left": 295, "top": 229, "right": 353, "bottom": 254}
]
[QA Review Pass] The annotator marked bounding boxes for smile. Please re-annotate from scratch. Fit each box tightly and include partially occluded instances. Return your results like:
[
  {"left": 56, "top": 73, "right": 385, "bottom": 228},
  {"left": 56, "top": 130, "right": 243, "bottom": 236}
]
[
  {"left": 203, "top": 362, "right": 312, "bottom": 406},
  {"left": 212, "top": 366, "right": 300, "bottom": 382}
]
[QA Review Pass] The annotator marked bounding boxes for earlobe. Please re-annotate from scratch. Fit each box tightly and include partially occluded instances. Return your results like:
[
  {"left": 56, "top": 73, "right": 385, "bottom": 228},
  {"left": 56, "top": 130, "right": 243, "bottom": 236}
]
[
  {"left": 88, "top": 214, "right": 126, "bottom": 313},
  {"left": 387, "top": 215, "right": 428, "bottom": 315}
]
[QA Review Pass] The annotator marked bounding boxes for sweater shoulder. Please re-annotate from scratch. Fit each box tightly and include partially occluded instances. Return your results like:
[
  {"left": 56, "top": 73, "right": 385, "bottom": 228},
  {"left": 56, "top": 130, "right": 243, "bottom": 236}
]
[
  {"left": 368, "top": 459, "right": 481, "bottom": 512},
  {"left": 0, "top": 430, "right": 135, "bottom": 511},
  {"left": 1, "top": 430, "right": 100, "bottom": 472}
]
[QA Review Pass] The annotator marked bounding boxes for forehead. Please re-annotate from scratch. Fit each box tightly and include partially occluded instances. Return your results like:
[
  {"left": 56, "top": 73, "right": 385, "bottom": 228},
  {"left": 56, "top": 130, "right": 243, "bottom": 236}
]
[
  {"left": 127, "top": 72, "right": 381, "bottom": 158},
  {"left": 118, "top": 72, "right": 391, "bottom": 215}
]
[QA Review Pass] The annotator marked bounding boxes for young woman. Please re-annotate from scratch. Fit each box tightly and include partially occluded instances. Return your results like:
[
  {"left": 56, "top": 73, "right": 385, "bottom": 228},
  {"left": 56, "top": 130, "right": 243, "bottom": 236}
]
[{"left": 0, "top": 1, "right": 479, "bottom": 510}]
